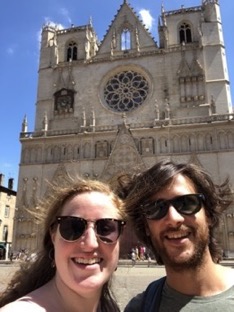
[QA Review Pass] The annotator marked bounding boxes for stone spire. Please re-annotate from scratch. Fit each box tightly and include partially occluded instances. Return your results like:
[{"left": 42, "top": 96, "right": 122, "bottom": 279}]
[{"left": 21, "top": 115, "right": 28, "bottom": 133}]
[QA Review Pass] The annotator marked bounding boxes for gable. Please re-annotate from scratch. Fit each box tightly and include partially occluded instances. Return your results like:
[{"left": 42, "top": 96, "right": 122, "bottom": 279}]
[
  {"left": 101, "top": 120, "right": 145, "bottom": 181},
  {"left": 97, "top": 2, "right": 157, "bottom": 57}
]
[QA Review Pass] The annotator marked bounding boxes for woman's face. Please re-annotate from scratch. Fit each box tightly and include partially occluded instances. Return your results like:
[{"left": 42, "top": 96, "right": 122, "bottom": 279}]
[{"left": 51, "top": 191, "right": 121, "bottom": 297}]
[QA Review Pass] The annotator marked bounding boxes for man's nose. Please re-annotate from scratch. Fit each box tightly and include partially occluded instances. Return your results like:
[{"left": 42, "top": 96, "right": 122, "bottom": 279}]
[{"left": 164, "top": 205, "right": 185, "bottom": 225}]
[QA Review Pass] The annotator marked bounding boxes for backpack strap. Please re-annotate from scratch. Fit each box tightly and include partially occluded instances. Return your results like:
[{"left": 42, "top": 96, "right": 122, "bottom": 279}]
[{"left": 140, "top": 276, "right": 166, "bottom": 312}]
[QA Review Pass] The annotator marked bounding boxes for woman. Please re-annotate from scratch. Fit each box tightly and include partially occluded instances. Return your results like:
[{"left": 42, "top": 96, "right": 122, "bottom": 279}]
[{"left": 0, "top": 178, "right": 126, "bottom": 311}]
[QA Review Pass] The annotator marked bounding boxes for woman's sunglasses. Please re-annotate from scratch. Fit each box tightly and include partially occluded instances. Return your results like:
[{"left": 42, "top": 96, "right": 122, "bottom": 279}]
[
  {"left": 142, "top": 193, "right": 205, "bottom": 220},
  {"left": 55, "top": 216, "right": 126, "bottom": 244}
]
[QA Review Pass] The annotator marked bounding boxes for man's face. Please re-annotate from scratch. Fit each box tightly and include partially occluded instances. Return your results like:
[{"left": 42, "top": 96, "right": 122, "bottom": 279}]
[{"left": 146, "top": 174, "right": 210, "bottom": 271}]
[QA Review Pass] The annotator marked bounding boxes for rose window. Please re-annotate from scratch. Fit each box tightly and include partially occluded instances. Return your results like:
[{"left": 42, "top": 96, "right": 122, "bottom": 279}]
[{"left": 103, "top": 71, "right": 149, "bottom": 112}]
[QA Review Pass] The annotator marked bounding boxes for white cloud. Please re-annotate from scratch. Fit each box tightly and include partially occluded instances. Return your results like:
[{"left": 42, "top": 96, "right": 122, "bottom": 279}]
[
  {"left": 139, "top": 9, "right": 155, "bottom": 31},
  {"left": 43, "top": 17, "right": 64, "bottom": 30},
  {"left": 2, "top": 162, "right": 13, "bottom": 168},
  {"left": 35, "top": 18, "right": 65, "bottom": 55},
  {"left": 6, "top": 47, "right": 14, "bottom": 55},
  {"left": 59, "top": 8, "right": 72, "bottom": 25}
]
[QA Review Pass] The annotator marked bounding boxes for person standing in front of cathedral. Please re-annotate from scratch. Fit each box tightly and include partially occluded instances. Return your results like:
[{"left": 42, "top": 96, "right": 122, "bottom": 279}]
[
  {"left": 116, "top": 160, "right": 234, "bottom": 311},
  {"left": 0, "top": 178, "right": 126, "bottom": 312}
]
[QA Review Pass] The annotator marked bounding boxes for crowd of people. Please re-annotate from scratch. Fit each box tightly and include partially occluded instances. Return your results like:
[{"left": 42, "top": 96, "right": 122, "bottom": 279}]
[
  {"left": 130, "top": 246, "right": 153, "bottom": 266},
  {"left": 0, "top": 160, "right": 233, "bottom": 311}
]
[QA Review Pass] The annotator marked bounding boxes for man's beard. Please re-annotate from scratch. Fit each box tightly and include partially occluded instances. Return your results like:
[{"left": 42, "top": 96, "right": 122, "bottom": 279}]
[{"left": 151, "top": 225, "right": 209, "bottom": 272}]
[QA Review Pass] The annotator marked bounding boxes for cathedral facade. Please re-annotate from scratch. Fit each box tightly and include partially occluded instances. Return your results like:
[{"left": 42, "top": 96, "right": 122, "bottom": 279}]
[{"left": 14, "top": 0, "right": 234, "bottom": 257}]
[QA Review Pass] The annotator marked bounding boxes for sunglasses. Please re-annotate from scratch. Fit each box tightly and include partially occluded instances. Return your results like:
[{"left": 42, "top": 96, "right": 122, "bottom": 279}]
[
  {"left": 55, "top": 216, "right": 126, "bottom": 244},
  {"left": 142, "top": 193, "right": 205, "bottom": 220}
]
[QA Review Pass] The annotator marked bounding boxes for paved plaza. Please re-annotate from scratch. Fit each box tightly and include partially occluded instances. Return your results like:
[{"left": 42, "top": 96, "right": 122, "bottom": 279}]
[
  {"left": 113, "top": 263, "right": 166, "bottom": 311},
  {"left": 0, "top": 261, "right": 165, "bottom": 311},
  {"left": 1, "top": 261, "right": 233, "bottom": 311}
]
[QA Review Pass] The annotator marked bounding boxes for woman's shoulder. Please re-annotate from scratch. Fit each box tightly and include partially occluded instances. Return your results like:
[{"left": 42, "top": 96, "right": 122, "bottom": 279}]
[
  {"left": 0, "top": 297, "right": 46, "bottom": 312},
  {"left": 0, "top": 281, "right": 56, "bottom": 312}
]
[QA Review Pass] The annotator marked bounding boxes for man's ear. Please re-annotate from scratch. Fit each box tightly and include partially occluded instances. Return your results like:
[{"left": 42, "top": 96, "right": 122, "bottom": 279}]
[
  {"left": 145, "top": 221, "right": 151, "bottom": 236},
  {"left": 205, "top": 212, "right": 215, "bottom": 227}
]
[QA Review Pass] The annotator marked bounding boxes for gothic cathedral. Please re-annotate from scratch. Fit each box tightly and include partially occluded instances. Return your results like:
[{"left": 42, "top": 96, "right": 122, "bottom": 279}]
[{"left": 14, "top": 0, "right": 234, "bottom": 257}]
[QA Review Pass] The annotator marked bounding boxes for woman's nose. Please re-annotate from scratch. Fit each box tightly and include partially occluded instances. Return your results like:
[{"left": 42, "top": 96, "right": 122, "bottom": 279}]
[{"left": 80, "top": 224, "right": 99, "bottom": 249}]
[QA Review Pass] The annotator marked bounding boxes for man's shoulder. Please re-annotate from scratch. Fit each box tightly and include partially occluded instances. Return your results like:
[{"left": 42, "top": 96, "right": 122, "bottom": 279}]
[
  {"left": 124, "top": 292, "right": 145, "bottom": 312},
  {"left": 124, "top": 277, "right": 167, "bottom": 312}
]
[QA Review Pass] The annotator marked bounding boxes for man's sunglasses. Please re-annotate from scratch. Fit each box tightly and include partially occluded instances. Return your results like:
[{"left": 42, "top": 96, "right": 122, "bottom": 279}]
[
  {"left": 55, "top": 216, "right": 126, "bottom": 244},
  {"left": 142, "top": 193, "right": 205, "bottom": 220}
]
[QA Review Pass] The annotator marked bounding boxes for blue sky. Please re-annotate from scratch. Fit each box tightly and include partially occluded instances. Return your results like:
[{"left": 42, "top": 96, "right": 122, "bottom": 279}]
[{"left": 0, "top": 0, "right": 233, "bottom": 190}]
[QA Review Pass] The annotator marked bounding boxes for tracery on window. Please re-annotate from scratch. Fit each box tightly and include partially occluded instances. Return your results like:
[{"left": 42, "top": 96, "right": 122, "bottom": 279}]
[
  {"left": 95, "top": 141, "right": 109, "bottom": 158},
  {"left": 66, "top": 41, "right": 78, "bottom": 61},
  {"left": 140, "top": 137, "right": 154, "bottom": 155},
  {"left": 179, "top": 23, "right": 192, "bottom": 44},
  {"left": 54, "top": 89, "right": 74, "bottom": 114},
  {"left": 2, "top": 225, "right": 8, "bottom": 242},
  {"left": 103, "top": 70, "right": 149, "bottom": 112},
  {"left": 4, "top": 205, "right": 10, "bottom": 218},
  {"left": 121, "top": 28, "right": 131, "bottom": 51}
]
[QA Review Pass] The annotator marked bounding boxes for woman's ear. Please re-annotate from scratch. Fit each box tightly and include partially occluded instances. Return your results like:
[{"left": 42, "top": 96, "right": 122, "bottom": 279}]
[{"left": 50, "top": 226, "right": 56, "bottom": 244}]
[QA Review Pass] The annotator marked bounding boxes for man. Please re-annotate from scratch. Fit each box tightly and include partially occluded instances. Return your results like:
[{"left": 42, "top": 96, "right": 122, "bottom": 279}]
[{"left": 118, "top": 160, "right": 234, "bottom": 311}]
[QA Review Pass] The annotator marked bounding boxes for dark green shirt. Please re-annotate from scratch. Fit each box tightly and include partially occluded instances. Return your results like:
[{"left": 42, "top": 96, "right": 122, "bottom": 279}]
[{"left": 124, "top": 282, "right": 234, "bottom": 312}]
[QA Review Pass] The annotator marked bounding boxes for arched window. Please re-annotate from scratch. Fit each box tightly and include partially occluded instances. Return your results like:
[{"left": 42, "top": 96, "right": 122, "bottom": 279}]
[
  {"left": 121, "top": 28, "right": 131, "bottom": 51},
  {"left": 179, "top": 23, "right": 192, "bottom": 44},
  {"left": 66, "top": 41, "right": 78, "bottom": 61}
]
